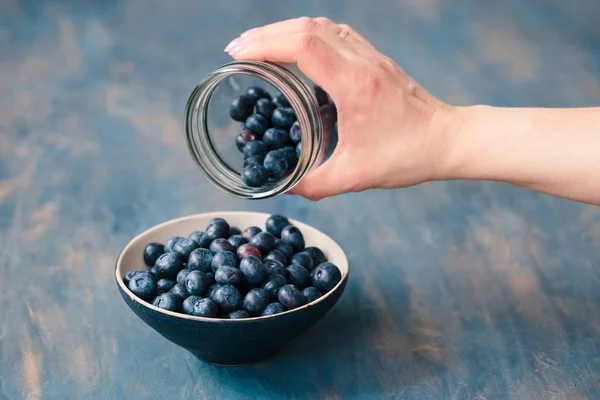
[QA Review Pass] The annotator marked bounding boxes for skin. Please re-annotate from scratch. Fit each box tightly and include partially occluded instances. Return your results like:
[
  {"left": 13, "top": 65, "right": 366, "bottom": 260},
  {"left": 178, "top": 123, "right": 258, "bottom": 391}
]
[{"left": 225, "top": 17, "right": 600, "bottom": 205}]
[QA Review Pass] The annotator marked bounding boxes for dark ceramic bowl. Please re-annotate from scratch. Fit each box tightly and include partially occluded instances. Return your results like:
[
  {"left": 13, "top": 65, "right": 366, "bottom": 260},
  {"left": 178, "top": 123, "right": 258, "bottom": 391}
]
[{"left": 115, "top": 211, "right": 349, "bottom": 365}]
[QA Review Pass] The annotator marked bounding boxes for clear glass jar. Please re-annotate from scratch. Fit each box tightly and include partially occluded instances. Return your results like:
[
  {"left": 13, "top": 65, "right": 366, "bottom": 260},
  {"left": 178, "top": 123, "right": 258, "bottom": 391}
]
[{"left": 185, "top": 61, "right": 337, "bottom": 199}]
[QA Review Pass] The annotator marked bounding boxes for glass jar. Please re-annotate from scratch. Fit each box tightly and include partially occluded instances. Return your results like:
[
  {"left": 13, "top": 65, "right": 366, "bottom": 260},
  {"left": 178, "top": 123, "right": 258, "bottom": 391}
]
[{"left": 184, "top": 61, "right": 337, "bottom": 199}]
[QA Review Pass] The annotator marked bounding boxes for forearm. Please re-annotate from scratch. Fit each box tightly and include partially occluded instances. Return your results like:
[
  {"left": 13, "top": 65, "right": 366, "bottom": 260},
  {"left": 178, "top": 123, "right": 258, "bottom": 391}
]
[{"left": 444, "top": 105, "right": 600, "bottom": 205}]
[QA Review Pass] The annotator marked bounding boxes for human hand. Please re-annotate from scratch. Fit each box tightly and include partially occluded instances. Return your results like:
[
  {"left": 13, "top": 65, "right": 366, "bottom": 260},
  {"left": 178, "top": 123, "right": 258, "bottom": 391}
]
[{"left": 225, "top": 17, "right": 463, "bottom": 200}]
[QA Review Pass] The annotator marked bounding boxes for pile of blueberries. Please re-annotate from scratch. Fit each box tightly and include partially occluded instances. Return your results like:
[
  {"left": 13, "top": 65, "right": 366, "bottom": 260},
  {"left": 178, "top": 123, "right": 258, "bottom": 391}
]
[
  {"left": 124, "top": 215, "right": 342, "bottom": 319},
  {"left": 229, "top": 85, "right": 337, "bottom": 187}
]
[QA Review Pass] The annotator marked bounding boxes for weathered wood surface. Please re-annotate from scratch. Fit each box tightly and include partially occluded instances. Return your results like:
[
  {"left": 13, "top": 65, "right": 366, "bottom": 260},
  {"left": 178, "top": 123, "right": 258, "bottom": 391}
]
[{"left": 1, "top": 1, "right": 600, "bottom": 399}]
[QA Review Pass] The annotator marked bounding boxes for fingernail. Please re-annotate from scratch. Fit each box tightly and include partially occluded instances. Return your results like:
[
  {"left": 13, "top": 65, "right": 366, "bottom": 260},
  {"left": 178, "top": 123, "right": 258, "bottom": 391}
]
[
  {"left": 228, "top": 45, "right": 243, "bottom": 57},
  {"left": 241, "top": 28, "right": 257, "bottom": 37},
  {"left": 224, "top": 38, "right": 238, "bottom": 53}
]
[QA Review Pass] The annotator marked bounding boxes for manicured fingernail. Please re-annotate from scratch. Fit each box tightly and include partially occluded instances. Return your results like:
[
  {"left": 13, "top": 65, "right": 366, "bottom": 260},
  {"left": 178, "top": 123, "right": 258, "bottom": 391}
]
[
  {"left": 224, "top": 38, "right": 238, "bottom": 53},
  {"left": 228, "top": 45, "right": 243, "bottom": 57},
  {"left": 241, "top": 28, "right": 257, "bottom": 37}
]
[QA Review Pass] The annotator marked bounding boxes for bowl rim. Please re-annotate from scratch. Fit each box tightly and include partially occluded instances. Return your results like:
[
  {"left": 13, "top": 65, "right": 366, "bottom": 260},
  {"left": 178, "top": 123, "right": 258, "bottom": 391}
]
[{"left": 115, "top": 211, "right": 349, "bottom": 322}]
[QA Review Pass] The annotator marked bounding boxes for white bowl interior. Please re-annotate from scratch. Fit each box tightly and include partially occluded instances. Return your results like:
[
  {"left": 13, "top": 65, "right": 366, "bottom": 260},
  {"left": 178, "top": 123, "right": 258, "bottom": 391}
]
[{"left": 116, "top": 211, "right": 349, "bottom": 320}]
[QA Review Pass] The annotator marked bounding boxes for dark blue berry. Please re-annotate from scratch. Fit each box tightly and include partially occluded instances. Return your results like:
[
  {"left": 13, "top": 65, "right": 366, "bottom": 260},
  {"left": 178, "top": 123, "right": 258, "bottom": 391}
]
[
  {"left": 176, "top": 268, "right": 191, "bottom": 285},
  {"left": 262, "top": 274, "right": 288, "bottom": 300},
  {"left": 152, "top": 292, "right": 182, "bottom": 311},
  {"left": 155, "top": 253, "right": 184, "bottom": 280},
  {"left": 192, "top": 297, "right": 219, "bottom": 317},
  {"left": 266, "top": 214, "right": 290, "bottom": 238},
  {"left": 242, "top": 140, "right": 268, "bottom": 158},
  {"left": 182, "top": 295, "right": 201, "bottom": 315},
  {"left": 274, "top": 146, "right": 298, "bottom": 170},
  {"left": 211, "top": 250, "right": 238, "bottom": 272},
  {"left": 263, "top": 151, "right": 289, "bottom": 179},
  {"left": 239, "top": 255, "right": 266, "bottom": 285},
  {"left": 187, "top": 248, "right": 214, "bottom": 273},
  {"left": 165, "top": 236, "right": 184, "bottom": 252},
  {"left": 156, "top": 279, "right": 176, "bottom": 294},
  {"left": 263, "top": 128, "right": 292, "bottom": 150},
  {"left": 286, "top": 264, "right": 311, "bottom": 289},
  {"left": 302, "top": 286, "right": 322, "bottom": 303},
  {"left": 290, "top": 252, "right": 314, "bottom": 271},
  {"left": 274, "top": 239, "right": 294, "bottom": 259},
  {"left": 229, "top": 94, "right": 256, "bottom": 122},
  {"left": 235, "top": 130, "right": 256, "bottom": 152},
  {"left": 188, "top": 231, "right": 204, "bottom": 244},
  {"left": 271, "top": 107, "right": 296, "bottom": 130},
  {"left": 205, "top": 272, "right": 215, "bottom": 284},
  {"left": 185, "top": 270, "right": 211, "bottom": 296},
  {"left": 261, "top": 302, "right": 287, "bottom": 316},
  {"left": 204, "top": 219, "right": 230, "bottom": 241},
  {"left": 281, "top": 225, "right": 305, "bottom": 252},
  {"left": 243, "top": 155, "right": 264, "bottom": 167},
  {"left": 264, "top": 250, "right": 288, "bottom": 266},
  {"left": 278, "top": 285, "right": 306, "bottom": 310},
  {"left": 206, "top": 284, "right": 220, "bottom": 301},
  {"left": 229, "top": 226, "right": 242, "bottom": 236},
  {"left": 272, "top": 93, "right": 290, "bottom": 108},
  {"left": 170, "top": 283, "right": 190, "bottom": 300},
  {"left": 255, "top": 98, "right": 275, "bottom": 119},
  {"left": 311, "top": 262, "right": 342, "bottom": 293},
  {"left": 247, "top": 86, "right": 272, "bottom": 101},
  {"left": 213, "top": 284, "right": 242, "bottom": 313},
  {"left": 296, "top": 141, "right": 302, "bottom": 158},
  {"left": 228, "top": 310, "right": 250, "bottom": 319},
  {"left": 313, "top": 85, "right": 330, "bottom": 106},
  {"left": 263, "top": 259, "right": 287, "bottom": 277},
  {"left": 228, "top": 234, "right": 247, "bottom": 249},
  {"left": 245, "top": 114, "right": 271, "bottom": 136},
  {"left": 243, "top": 288, "right": 271, "bottom": 316},
  {"left": 249, "top": 231, "right": 276, "bottom": 254},
  {"left": 128, "top": 273, "right": 157, "bottom": 301},
  {"left": 320, "top": 104, "right": 337, "bottom": 126},
  {"left": 149, "top": 266, "right": 161, "bottom": 280},
  {"left": 215, "top": 266, "right": 245, "bottom": 288},
  {"left": 143, "top": 243, "right": 165, "bottom": 266},
  {"left": 237, "top": 243, "right": 262, "bottom": 260},
  {"left": 195, "top": 233, "right": 214, "bottom": 249},
  {"left": 209, "top": 238, "right": 236, "bottom": 254},
  {"left": 172, "top": 238, "right": 199, "bottom": 260},
  {"left": 242, "top": 226, "right": 262, "bottom": 241},
  {"left": 241, "top": 164, "right": 268, "bottom": 187},
  {"left": 289, "top": 121, "right": 301, "bottom": 144},
  {"left": 124, "top": 270, "right": 141, "bottom": 286},
  {"left": 304, "top": 246, "right": 327, "bottom": 265}
]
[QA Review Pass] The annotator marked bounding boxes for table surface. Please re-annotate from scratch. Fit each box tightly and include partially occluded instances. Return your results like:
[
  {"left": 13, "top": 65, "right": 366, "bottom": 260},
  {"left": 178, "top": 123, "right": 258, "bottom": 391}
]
[{"left": 2, "top": 1, "right": 600, "bottom": 399}]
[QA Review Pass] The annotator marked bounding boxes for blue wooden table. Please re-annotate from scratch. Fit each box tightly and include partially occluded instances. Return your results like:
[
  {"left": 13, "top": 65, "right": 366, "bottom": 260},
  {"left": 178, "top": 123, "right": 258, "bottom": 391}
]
[{"left": 2, "top": 1, "right": 600, "bottom": 399}]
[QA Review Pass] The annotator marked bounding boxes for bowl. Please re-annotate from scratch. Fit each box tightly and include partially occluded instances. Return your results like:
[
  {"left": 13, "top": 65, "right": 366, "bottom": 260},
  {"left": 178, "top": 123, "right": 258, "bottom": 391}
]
[{"left": 115, "top": 211, "right": 349, "bottom": 365}]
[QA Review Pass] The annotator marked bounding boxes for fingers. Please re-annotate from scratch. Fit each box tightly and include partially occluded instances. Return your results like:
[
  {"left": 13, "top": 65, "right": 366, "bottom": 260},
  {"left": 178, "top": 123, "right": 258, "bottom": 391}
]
[{"left": 290, "top": 152, "right": 356, "bottom": 201}]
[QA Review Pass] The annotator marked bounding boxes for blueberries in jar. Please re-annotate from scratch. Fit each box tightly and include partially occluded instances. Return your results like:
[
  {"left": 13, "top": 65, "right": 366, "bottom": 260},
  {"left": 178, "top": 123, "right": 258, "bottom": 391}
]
[
  {"left": 215, "top": 266, "right": 245, "bottom": 289},
  {"left": 235, "top": 130, "right": 256, "bottom": 152},
  {"left": 241, "top": 163, "right": 269, "bottom": 187},
  {"left": 243, "top": 155, "right": 264, "bottom": 168},
  {"left": 311, "top": 262, "right": 342, "bottom": 294},
  {"left": 245, "top": 113, "right": 271, "bottom": 136},
  {"left": 237, "top": 243, "right": 262, "bottom": 260},
  {"left": 263, "top": 151, "right": 289, "bottom": 180},
  {"left": 289, "top": 120, "right": 301, "bottom": 144},
  {"left": 264, "top": 250, "right": 288, "bottom": 267},
  {"left": 261, "top": 302, "right": 287, "bottom": 316},
  {"left": 272, "top": 93, "right": 290, "bottom": 108},
  {"left": 249, "top": 231, "right": 276, "bottom": 254},
  {"left": 212, "top": 284, "right": 242, "bottom": 313},
  {"left": 266, "top": 214, "right": 290, "bottom": 238},
  {"left": 239, "top": 255, "right": 266, "bottom": 286},
  {"left": 229, "top": 94, "right": 256, "bottom": 122},
  {"left": 255, "top": 98, "right": 275, "bottom": 119},
  {"left": 278, "top": 284, "right": 306, "bottom": 310},
  {"left": 271, "top": 107, "right": 296, "bottom": 130},
  {"left": 155, "top": 253, "right": 184, "bottom": 280},
  {"left": 263, "top": 128, "right": 292, "bottom": 150},
  {"left": 302, "top": 286, "right": 322, "bottom": 303},
  {"left": 286, "top": 264, "right": 311, "bottom": 289},
  {"left": 246, "top": 86, "right": 272, "bottom": 101},
  {"left": 290, "top": 252, "right": 314, "bottom": 272},
  {"left": 211, "top": 250, "right": 238, "bottom": 272},
  {"left": 274, "top": 146, "right": 298, "bottom": 170},
  {"left": 320, "top": 103, "right": 337, "bottom": 126},
  {"left": 187, "top": 248, "right": 214, "bottom": 273},
  {"left": 242, "top": 140, "right": 268, "bottom": 158},
  {"left": 242, "top": 226, "right": 262, "bottom": 241},
  {"left": 313, "top": 85, "right": 330, "bottom": 106},
  {"left": 152, "top": 292, "right": 182, "bottom": 312},
  {"left": 128, "top": 273, "right": 157, "bottom": 301},
  {"left": 143, "top": 243, "right": 164, "bottom": 266},
  {"left": 295, "top": 141, "right": 302, "bottom": 159},
  {"left": 243, "top": 288, "right": 271, "bottom": 316},
  {"left": 209, "top": 238, "right": 236, "bottom": 254}
]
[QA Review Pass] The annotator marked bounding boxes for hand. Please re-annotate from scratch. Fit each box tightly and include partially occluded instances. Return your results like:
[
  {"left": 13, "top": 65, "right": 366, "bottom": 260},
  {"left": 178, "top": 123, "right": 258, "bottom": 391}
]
[{"left": 225, "top": 17, "right": 463, "bottom": 200}]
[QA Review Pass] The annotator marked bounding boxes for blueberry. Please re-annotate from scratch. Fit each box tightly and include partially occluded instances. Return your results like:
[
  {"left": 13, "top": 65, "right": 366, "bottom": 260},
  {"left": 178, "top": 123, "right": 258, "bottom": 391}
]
[
  {"left": 266, "top": 214, "right": 290, "bottom": 238},
  {"left": 215, "top": 266, "right": 245, "bottom": 288},
  {"left": 243, "top": 288, "right": 271, "bottom": 316},
  {"left": 185, "top": 270, "right": 211, "bottom": 296},
  {"left": 241, "top": 164, "right": 269, "bottom": 187},
  {"left": 286, "top": 264, "right": 311, "bottom": 289},
  {"left": 228, "top": 234, "right": 247, "bottom": 249},
  {"left": 128, "top": 273, "right": 157, "bottom": 301},
  {"left": 229, "top": 94, "right": 256, "bottom": 122},
  {"left": 261, "top": 302, "right": 287, "bottom": 316},
  {"left": 205, "top": 272, "right": 215, "bottom": 284},
  {"left": 281, "top": 226, "right": 305, "bottom": 252},
  {"left": 263, "top": 151, "right": 289, "bottom": 180},
  {"left": 176, "top": 268, "right": 191, "bottom": 284},
  {"left": 170, "top": 283, "right": 190, "bottom": 300},
  {"left": 272, "top": 93, "right": 290, "bottom": 108},
  {"left": 249, "top": 231, "right": 276, "bottom": 254},
  {"left": 320, "top": 104, "right": 337, "bottom": 126},
  {"left": 156, "top": 279, "right": 176, "bottom": 294},
  {"left": 242, "top": 226, "right": 262, "bottom": 241},
  {"left": 303, "top": 246, "right": 328, "bottom": 265},
  {"left": 155, "top": 253, "right": 184, "bottom": 280},
  {"left": 278, "top": 285, "right": 306, "bottom": 310},
  {"left": 188, "top": 231, "right": 204, "bottom": 244},
  {"left": 239, "top": 256, "right": 266, "bottom": 286},
  {"left": 152, "top": 292, "right": 182, "bottom": 311},
  {"left": 242, "top": 140, "right": 268, "bottom": 158},
  {"left": 235, "top": 130, "right": 256, "bottom": 152},
  {"left": 311, "top": 262, "right": 342, "bottom": 293},
  {"left": 149, "top": 265, "right": 161, "bottom": 280},
  {"left": 274, "top": 146, "right": 298, "bottom": 170},
  {"left": 143, "top": 243, "right": 165, "bottom": 266},
  {"left": 172, "top": 238, "right": 199, "bottom": 260},
  {"left": 228, "top": 310, "right": 250, "bottom": 319},
  {"left": 195, "top": 233, "right": 214, "bottom": 249},
  {"left": 187, "top": 248, "right": 214, "bottom": 273},
  {"left": 261, "top": 274, "right": 288, "bottom": 299},
  {"left": 124, "top": 270, "right": 141, "bottom": 286},
  {"left": 289, "top": 120, "right": 301, "bottom": 144},
  {"left": 237, "top": 243, "right": 262, "bottom": 260},
  {"left": 229, "top": 226, "right": 242, "bottom": 236},
  {"left": 243, "top": 155, "right": 265, "bottom": 168},
  {"left": 263, "top": 259, "right": 287, "bottom": 277},
  {"left": 245, "top": 114, "right": 271, "bottom": 136},
  {"left": 204, "top": 219, "right": 230, "bottom": 241},
  {"left": 290, "top": 252, "right": 314, "bottom": 271},
  {"left": 302, "top": 286, "right": 322, "bottom": 303},
  {"left": 211, "top": 250, "right": 238, "bottom": 272},
  {"left": 274, "top": 239, "right": 294, "bottom": 259},
  {"left": 212, "top": 285, "right": 242, "bottom": 313},
  {"left": 165, "top": 236, "right": 184, "bottom": 252},
  {"left": 296, "top": 141, "right": 302, "bottom": 159},
  {"left": 206, "top": 284, "right": 220, "bottom": 301},
  {"left": 255, "top": 98, "right": 275, "bottom": 119},
  {"left": 264, "top": 250, "right": 288, "bottom": 266},
  {"left": 271, "top": 107, "right": 296, "bottom": 130},
  {"left": 263, "top": 128, "right": 292, "bottom": 150},
  {"left": 209, "top": 238, "right": 236, "bottom": 254},
  {"left": 313, "top": 85, "right": 330, "bottom": 106},
  {"left": 189, "top": 297, "right": 219, "bottom": 317},
  {"left": 246, "top": 86, "right": 272, "bottom": 101},
  {"left": 182, "top": 295, "right": 201, "bottom": 315}
]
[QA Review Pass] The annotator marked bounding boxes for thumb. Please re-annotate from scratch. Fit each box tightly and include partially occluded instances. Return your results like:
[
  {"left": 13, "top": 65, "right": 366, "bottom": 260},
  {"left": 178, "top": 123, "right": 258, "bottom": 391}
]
[{"left": 290, "top": 154, "right": 351, "bottom": 201}]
